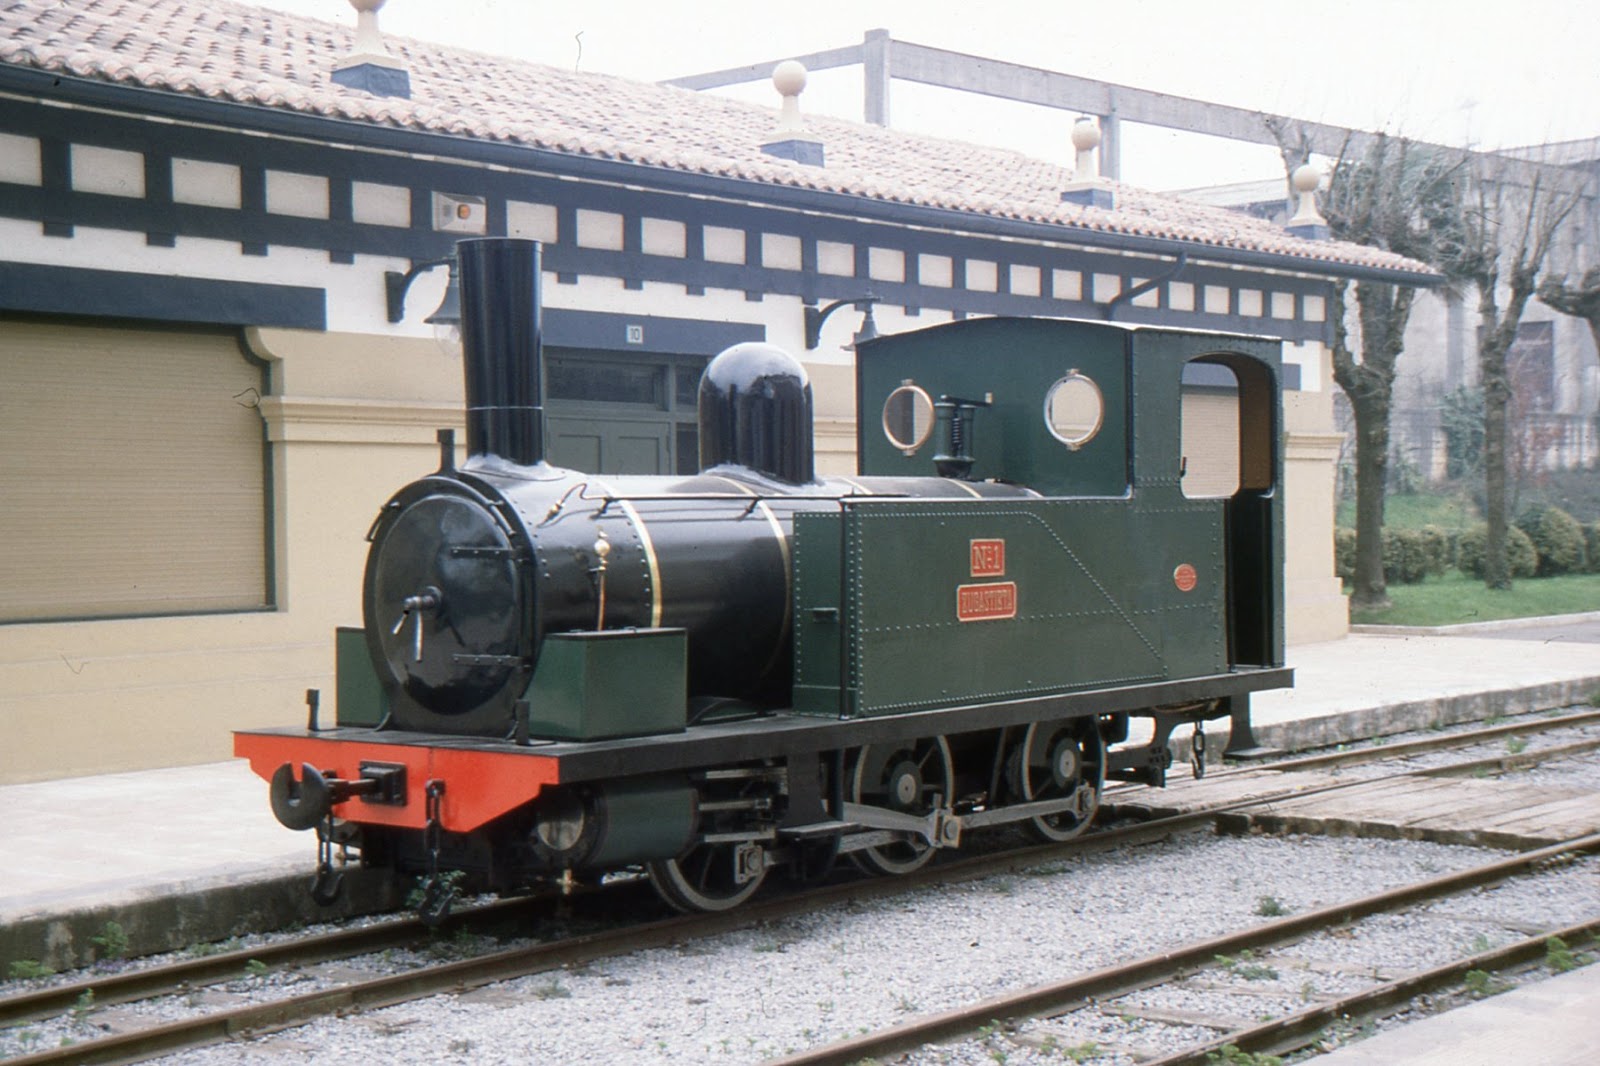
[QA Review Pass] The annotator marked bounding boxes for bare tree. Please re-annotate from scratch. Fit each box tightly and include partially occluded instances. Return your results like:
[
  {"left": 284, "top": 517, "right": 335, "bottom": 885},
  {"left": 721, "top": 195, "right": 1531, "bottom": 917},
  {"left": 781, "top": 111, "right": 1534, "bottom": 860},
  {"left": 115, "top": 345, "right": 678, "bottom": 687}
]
[
  {"left": 1537, "top": 266, "right": 1600, "bottom": 355},
  {"left": 1315, "top": 135, "right": 1465, "bottom": 609},
  {"left": 1451, "top": 163, "right": 1581, "bottom": 588}
]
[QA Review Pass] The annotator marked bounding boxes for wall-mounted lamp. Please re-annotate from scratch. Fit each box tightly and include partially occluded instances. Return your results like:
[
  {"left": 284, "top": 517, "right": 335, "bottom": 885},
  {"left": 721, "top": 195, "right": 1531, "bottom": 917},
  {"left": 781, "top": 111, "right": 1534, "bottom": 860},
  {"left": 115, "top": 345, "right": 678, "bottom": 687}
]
[
  {"left": 384, "top": 256, "right": 462, "bottom": 327},
  {"left": 804, "top": 294, "right": 881, "bottom": 350},
  {"left": 385, "top": 255, "right": 462, "bottom": 355}
]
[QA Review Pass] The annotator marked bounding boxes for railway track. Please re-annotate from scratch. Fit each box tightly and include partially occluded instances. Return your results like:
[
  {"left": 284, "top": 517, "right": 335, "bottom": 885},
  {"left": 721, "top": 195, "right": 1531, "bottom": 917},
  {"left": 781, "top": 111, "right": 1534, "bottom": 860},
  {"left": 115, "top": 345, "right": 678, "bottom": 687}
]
[
  {"left": 767, "top": 832, "right": 1600, "bottom": 1065},
  {"left": 1182, "top": 705, "right": 1600, "bottom": 780},
  {"left": 4, "top": 709, "right": 1595, "bottom": 1065}
]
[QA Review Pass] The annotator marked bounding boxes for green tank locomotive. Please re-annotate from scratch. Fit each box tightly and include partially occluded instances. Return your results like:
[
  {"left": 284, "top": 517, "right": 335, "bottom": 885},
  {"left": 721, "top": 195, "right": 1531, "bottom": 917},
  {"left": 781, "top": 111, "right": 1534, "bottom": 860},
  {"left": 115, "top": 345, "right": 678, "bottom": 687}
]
[{"left": 236, "top": 236, "right": 1290, "bottom": 919}]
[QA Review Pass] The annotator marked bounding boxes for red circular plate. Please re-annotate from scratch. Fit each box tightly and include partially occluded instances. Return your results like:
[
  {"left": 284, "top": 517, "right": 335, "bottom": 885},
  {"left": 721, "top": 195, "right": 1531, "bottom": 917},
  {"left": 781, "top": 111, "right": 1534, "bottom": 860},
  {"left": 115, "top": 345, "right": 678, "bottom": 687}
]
[{"left": 1173, "top": 563, "right": 1198, "bottom": 592}]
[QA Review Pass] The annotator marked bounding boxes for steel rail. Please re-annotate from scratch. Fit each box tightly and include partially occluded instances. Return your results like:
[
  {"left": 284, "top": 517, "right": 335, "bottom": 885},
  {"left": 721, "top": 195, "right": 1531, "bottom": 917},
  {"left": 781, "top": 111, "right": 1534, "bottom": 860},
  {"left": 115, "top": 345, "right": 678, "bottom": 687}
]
[
  {"left": 763, "top": 832, "right": 1600, "bottom": 1065},
  {"left": 0, "top": 788, "right": 1353, "bottom": 1066},
  {"left": 1096, "top": 707, "right": 1600, "bottom": 805},
  {"left": 1144, "top": 915, "right": 1600, "bottom": 1065},
  {"left": 0, "top": 894, "right": 558, "bottom": 1029},
  {"left": 1257, "top": 707, "right": 1600, "bottom": 774},
  {"left": 0, "top": 800, "right": 1235, "bottom": 1066},
  {"left": 1417, "top": 735, "right": 1600, "bottom": 777},
  {"left": 8, "top": 727, "right": 1594, "bottom": 1063}
]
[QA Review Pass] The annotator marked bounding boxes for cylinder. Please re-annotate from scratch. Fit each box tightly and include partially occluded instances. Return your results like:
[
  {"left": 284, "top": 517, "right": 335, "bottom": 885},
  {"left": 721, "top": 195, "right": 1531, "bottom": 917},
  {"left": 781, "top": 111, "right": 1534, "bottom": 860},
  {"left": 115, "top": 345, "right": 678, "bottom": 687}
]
[{"left": 458, "top": 237, "right": 544, "bottom": 466}]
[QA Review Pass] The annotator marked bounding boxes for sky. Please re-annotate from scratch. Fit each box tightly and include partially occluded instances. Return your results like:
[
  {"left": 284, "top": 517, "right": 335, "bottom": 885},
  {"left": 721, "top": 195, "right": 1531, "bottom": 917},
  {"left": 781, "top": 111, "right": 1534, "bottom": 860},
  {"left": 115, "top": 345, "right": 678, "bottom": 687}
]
[{"left": 256, "top": 0, "right": 1600, "bottom": 190}]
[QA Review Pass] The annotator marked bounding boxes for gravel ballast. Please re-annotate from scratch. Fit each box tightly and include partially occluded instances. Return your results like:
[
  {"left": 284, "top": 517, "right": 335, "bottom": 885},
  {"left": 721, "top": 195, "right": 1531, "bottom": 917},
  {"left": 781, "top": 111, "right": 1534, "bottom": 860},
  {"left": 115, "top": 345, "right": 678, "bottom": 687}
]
[{"left": 122, "top": 831, "right": 1599, "bottom": 1066}]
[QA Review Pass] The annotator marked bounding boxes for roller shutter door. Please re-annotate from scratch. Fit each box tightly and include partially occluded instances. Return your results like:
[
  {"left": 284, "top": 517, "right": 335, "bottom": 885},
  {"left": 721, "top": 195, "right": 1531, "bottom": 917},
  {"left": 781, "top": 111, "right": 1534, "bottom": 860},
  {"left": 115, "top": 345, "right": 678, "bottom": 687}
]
[{"left": 0, "top": 319, "right": 270, "bottom": 623}]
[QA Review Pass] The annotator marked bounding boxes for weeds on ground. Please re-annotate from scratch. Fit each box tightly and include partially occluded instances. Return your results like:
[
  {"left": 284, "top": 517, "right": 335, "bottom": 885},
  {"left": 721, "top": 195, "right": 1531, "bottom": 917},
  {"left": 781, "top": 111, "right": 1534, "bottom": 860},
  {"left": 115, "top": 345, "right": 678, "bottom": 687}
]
[
  {"left": 1214, "top": 950, "right": 1279, "bottom": 981},
  {"left": 91, "top": 921, "right": 129, "bottom": 961},
  {"left": 1255, "top": 895, "right": 1289, "bottom": 917},
  {"left": 1463, "top": 968, "right": 1506, "bottom": 997},
  {"left": 532, "top": 977, "right": 571, "bottom": 1000},
  {"left": 1206, "top": 1044, "right": 1282, "bottom": 1066},
  {"left": 7, "top": 959, "right": 54, "bottom": 980},
  {"left": 1506, "top": 737, "right": 1529, "bottom": 755},
  {"left": 188, "top": 936, "right": 244, "bottom": 958},
  {"left": 1545, "top": 936, "right": 1591, "bottom": 973},
  {"left": 70, "top": 989, "right": 95, "bottom": 1025}
]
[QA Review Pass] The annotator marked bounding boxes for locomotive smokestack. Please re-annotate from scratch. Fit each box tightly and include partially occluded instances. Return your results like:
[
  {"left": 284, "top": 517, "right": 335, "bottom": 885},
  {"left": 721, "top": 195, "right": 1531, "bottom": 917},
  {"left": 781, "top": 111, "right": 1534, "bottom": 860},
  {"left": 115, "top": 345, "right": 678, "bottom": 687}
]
[{"left": 457, "top": 237, "right": 544, "bottom": 466}]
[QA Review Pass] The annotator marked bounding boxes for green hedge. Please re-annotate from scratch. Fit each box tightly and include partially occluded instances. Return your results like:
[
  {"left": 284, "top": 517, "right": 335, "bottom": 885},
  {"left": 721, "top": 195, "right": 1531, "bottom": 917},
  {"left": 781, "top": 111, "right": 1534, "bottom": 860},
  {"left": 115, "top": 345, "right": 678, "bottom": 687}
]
[
  {"left": 1335, "top": 527, "right": 1356, "bottom": 583},
  {"left": 1383, "top": 528, "right": 1432, "bottom": 584},
  {"left": 1418, "top": 525, "right": 1451, "bottom": 577},
  {"left": 1515, "top": 506, "right": 1587, "bottom": 576},
  {"left": 1456, "top": 523, "right": 1539, "bottom": 580}
]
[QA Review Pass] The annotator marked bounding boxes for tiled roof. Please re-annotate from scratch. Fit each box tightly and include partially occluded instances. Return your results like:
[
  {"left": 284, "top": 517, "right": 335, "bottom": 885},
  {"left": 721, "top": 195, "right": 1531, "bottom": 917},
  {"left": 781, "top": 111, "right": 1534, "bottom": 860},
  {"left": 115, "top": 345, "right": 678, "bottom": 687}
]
[{"left": 0, "top": 0, "right": 1438, "bottom": 279}]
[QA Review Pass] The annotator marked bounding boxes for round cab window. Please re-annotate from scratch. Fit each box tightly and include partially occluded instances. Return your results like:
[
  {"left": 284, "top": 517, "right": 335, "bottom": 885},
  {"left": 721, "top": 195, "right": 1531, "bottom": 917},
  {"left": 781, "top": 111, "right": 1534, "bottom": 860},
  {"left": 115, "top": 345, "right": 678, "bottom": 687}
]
[
  {"left": 1044, "top": 371, "right": 1104, "bottom": 450},
  {"left": 882, "top": 383, "right": 935, "bottom": 455}
]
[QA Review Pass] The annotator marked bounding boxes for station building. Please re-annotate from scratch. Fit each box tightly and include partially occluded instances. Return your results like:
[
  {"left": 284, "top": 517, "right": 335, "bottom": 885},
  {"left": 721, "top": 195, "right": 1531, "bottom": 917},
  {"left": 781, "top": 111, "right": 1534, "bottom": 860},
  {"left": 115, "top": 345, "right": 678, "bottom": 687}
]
[{"left": 0, "top": 0, "right": 1437, "bottom": 782}]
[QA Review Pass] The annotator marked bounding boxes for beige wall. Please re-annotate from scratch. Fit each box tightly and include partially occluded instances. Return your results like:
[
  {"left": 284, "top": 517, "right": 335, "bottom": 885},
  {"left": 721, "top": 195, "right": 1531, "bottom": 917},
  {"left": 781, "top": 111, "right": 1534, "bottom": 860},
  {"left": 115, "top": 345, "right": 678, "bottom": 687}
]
[
  {"left": 1281, "top": 345, "right": 1350, "bottom": 646},
  {"left": 1, "top": 326, "right": 1348, "bottom": 784},
  {"left": 808, "top": 362, "right": 858, "bottom": 476},
  {"left": 0, "top": 329, "right": 459, "bottom": 784}
]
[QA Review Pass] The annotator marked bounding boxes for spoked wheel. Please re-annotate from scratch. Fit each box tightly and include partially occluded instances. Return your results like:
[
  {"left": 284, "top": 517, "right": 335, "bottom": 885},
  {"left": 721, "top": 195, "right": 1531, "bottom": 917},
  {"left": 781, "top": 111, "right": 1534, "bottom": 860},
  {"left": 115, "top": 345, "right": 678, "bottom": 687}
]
[
  {"left": 1009, "top": 719, "right": 1104, "bottom": 842},
  {"left": 647, "top": 840, "right": 767, "bottom": 913},
  {"left": 848, "top": 736, "right": 955, "bottom": 876}
]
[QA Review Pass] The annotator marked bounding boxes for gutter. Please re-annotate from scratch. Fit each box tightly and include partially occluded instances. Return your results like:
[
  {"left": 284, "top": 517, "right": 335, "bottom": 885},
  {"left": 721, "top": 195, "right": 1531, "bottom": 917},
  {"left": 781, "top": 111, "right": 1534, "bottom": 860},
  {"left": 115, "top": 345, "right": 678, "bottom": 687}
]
[{"left": 0, "top": 66, "right": 1444, "bottom": 288}]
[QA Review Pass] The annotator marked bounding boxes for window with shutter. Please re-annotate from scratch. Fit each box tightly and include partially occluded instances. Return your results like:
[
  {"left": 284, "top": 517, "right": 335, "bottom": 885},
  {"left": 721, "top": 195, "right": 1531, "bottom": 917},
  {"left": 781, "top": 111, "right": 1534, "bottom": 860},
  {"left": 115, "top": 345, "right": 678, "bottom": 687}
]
[{"left": 0, "top": 319, "right": 272, "bottom": 623}]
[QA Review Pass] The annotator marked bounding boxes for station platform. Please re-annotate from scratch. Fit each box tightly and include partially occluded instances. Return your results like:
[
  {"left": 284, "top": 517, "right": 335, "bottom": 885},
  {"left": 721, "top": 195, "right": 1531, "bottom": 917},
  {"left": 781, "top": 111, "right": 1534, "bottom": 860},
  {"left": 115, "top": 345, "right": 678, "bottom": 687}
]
[{"left": 3, "top": 615, "right": 1599, "bottom": 976}]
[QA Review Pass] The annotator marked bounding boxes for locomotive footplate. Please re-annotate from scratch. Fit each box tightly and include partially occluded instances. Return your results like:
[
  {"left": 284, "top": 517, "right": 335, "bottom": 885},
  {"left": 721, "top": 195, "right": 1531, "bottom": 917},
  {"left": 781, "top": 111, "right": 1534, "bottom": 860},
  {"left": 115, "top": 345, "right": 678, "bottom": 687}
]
[{"left": 237, "top": 666, "right": 1290, "bottom": 835}]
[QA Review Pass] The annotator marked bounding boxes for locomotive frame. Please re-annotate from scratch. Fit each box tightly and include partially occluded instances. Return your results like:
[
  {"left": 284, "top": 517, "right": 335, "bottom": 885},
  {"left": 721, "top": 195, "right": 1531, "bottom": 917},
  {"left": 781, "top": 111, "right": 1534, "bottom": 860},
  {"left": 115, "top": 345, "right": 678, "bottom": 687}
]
[{"left": 236, "top": 237, "right": 1291, "bottom": 918}]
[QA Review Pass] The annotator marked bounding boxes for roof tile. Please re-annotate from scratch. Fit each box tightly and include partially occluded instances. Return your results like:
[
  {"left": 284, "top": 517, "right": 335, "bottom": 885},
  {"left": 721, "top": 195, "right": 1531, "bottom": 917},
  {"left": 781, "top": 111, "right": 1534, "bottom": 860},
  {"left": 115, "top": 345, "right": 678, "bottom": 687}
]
[{"left": 0, "top": 0, "right": 1436, "bottom": 277}]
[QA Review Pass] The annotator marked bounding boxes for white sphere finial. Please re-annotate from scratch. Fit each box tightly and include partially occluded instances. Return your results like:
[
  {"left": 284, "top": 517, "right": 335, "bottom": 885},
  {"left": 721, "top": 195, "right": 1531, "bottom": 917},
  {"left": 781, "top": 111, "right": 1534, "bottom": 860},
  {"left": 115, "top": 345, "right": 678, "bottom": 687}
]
[
  {"left": 773, "top": 60, "right": 808, "bottom": 132},
  {"left": 1071, "top": 116, "right": 1101, "bottom": 152},
  {"left": 1071, "top": 117, "right": 1102, "bottom": 183},
  {"left": 773, "top": 60, "right": 808, "bottom": 97},
  {"left": 1288, "top": 162, "right": 1328, "bottom": 234}
]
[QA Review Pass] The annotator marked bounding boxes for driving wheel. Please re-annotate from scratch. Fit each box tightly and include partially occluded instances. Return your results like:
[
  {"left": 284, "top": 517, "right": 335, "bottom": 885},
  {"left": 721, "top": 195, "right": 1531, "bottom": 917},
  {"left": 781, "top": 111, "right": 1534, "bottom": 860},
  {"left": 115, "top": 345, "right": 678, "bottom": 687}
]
[
  {"left": 1009, "top": 719, "right": 1103, "bottom": 842},
  {"left": 848, "top": 736, "right": 954, "bottom": 876}
]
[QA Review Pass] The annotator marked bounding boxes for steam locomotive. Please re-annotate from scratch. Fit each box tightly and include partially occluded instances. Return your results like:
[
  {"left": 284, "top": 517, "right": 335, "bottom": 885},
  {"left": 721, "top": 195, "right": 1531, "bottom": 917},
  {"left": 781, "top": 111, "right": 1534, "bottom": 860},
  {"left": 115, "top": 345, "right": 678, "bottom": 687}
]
[{"left": 235, "top": 237, "right": 1291, "bottom": 918}]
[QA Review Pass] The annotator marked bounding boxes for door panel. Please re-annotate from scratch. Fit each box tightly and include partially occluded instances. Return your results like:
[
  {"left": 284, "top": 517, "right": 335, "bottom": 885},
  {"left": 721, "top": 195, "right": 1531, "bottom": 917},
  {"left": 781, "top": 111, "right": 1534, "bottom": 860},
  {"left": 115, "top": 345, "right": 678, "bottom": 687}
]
[{"left": 547, "top": 416, "right": 670, "bottom": 475}]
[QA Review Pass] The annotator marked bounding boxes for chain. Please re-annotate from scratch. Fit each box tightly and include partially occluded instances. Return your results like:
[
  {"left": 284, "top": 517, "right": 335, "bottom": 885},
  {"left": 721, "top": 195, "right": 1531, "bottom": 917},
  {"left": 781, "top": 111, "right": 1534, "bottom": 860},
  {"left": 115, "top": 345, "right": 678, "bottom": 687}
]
[
  {"left": 1191, "top": 722, "right": 1207, "bottom": 779},
  {"left": 417, "top": 779, "right": 455, "bottom": 926},
  {"left": 424, "top": 779, "right": 445, "bottom": 879},
  {"left": 310, "top": 811, "right": 344, "bottom": 906}
]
